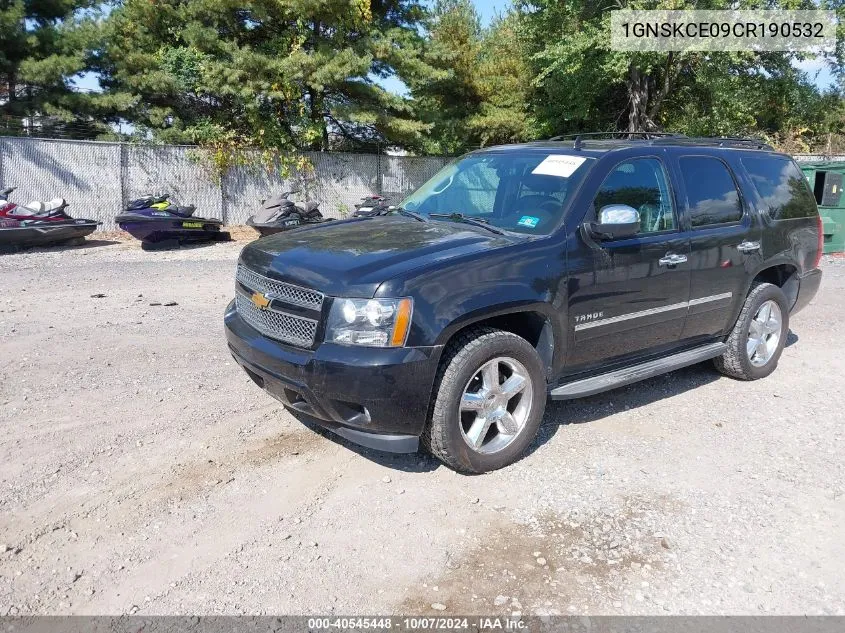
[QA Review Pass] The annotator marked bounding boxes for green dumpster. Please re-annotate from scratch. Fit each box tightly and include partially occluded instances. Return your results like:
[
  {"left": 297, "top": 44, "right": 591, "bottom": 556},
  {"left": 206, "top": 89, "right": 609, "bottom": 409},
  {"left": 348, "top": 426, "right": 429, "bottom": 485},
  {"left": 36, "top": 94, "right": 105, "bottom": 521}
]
[{"left": 799, "top": 161, "right": 845, "bottom": 254}]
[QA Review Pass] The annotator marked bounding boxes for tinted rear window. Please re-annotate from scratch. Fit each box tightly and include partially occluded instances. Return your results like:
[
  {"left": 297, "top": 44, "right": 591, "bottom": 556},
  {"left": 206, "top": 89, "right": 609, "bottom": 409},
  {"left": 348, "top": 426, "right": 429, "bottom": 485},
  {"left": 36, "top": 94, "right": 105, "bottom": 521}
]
[
  {"left": 740, "top": 156, "right": 818, "bottom": 220},
  {"left": 678, "top": 156, "right": 743, "bottom": 227}
]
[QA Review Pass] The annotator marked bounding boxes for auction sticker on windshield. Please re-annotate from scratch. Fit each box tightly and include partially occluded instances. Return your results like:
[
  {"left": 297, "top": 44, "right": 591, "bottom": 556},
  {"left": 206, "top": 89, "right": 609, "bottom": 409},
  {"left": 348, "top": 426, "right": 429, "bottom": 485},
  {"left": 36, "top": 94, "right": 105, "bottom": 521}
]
[{"left": 532, "top": 154, "right": 587, "bottom": 178}]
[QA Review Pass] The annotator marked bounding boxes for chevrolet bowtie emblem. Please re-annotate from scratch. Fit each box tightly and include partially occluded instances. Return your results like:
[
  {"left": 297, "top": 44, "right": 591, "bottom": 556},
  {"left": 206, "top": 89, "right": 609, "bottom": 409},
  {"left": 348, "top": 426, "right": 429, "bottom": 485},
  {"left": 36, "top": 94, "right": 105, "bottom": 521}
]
[{"left": 251, "top": 291, "right": 271, "bottom": 311}]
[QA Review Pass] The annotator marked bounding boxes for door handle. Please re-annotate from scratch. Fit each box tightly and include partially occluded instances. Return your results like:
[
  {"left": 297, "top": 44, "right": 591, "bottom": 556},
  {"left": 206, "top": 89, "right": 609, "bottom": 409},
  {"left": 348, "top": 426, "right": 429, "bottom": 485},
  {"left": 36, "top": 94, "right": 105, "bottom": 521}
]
[
  {"left": 659, "top": 253, "right": 688, "bottom": 266},
  {"left": 737, "top": 240, "right": 761, "bottom": 253}
]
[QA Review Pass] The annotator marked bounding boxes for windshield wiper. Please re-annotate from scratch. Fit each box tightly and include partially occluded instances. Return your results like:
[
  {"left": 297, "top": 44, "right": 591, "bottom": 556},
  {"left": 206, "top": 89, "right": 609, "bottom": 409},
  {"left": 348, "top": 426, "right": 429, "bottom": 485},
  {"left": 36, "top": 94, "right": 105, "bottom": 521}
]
[
  {"left": 392, "top": 207, "right": 428, "bottom": 222},
  {"left": 429, "top": 212, "right": 505, "bottom": 235}
]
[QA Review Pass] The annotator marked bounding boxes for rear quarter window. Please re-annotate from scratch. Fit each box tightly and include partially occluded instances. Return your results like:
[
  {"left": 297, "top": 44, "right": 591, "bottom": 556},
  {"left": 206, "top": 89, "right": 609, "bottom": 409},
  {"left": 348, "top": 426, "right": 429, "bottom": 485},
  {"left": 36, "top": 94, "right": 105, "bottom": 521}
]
[{"left": 740, "top": 156, "right": 818, "bottom": 220}]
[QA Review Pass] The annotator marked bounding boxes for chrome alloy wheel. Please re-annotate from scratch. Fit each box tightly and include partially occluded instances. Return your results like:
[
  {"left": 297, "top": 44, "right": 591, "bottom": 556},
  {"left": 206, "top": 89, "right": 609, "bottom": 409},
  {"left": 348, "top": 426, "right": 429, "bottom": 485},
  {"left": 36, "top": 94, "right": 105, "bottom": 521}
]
[
  {"left": 459, "top": 356, "right": 533, "bottom": 454},
  {"left": 747, "top": 300, "right": 783, "bottom": 367}
]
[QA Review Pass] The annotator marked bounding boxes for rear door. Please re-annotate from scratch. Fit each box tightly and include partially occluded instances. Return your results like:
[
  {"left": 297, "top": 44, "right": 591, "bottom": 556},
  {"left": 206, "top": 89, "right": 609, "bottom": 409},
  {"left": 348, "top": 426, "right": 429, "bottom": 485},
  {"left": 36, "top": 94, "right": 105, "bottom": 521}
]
[
  {"left": 739, "top": 154, "right": 822, "bottom": 275},
  {"left": 566, "top": 154, "right": 691, "bottom": 369},
  {"left": 672, "top": 153, "right": 763, "bottom": 340}
]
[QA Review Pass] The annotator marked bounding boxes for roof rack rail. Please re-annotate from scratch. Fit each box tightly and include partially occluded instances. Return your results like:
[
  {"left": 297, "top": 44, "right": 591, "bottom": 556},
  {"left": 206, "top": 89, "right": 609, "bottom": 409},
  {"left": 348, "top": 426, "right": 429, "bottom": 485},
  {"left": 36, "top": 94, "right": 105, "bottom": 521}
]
[
  {"left": 549, "top": 132, "right": 683, "bottom": 140},
  {"left": 652, "top": 136, "right": 773, "bottom": 150},
  {"left": 545, "top": 132, "right": 774, "bottom": 151},
  {"left": 548, "top": 131, "right": 685, "bottom": 149}
]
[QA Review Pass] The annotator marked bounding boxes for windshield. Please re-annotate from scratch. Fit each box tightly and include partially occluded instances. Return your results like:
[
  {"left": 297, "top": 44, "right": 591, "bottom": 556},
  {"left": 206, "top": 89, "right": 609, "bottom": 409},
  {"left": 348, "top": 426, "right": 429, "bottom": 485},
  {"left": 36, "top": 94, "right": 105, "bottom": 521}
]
[{"left": 401, "top": 151, "right": 594, "bottom": 234}]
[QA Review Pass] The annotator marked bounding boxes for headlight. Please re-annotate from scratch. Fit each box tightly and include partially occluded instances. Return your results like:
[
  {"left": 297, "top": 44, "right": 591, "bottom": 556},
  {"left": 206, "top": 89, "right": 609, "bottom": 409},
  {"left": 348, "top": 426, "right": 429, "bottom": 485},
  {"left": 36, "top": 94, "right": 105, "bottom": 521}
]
[{"left": 327, "top": 297, "right": 413, "bottom": 347}]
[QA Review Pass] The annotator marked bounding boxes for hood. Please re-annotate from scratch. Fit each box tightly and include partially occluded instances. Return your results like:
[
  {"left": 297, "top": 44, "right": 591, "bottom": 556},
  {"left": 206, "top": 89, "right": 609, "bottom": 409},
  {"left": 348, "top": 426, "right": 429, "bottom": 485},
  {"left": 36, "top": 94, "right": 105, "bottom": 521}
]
[{"left": 239, "top": 216, "right": 516, "bottom": 297}]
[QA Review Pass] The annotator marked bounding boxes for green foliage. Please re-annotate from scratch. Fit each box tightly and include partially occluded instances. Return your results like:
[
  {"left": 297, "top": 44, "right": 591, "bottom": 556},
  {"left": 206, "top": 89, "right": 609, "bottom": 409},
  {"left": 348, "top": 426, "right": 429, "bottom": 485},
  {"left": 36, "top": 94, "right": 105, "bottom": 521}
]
[
  {"left": 157, "top": 46, "right": 207, "bottom": 94},
  {"left": 408, "top": 0, "right": 538, "bottom": 153},
  {"left": 95, "top": 0, "right": 434, "bottom": 153},
  {"left": 408, "top": 0, "right": 482, "bottom": 153},
  {"left": 0, "top": 0, "right": 105, "bottom": 136},
  {"left": 466, "top": 13, "right": 538, "bottom": 146},
  {"left": 2, "top": 0, "right": 845, "bottom": 156},
  {"left": 516, "top": 0, "right": 845, "bottom": 150}
]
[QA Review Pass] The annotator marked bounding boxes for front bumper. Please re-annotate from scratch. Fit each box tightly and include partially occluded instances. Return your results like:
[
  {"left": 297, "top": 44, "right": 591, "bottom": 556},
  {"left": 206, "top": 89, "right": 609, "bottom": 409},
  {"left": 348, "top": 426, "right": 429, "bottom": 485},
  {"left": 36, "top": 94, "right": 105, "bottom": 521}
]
[
  {"left": 791, "top": 268, "right": 822, "bottom": 315},
  {"left": 224, "top": 300, "right": 442, "bottom": 453}
]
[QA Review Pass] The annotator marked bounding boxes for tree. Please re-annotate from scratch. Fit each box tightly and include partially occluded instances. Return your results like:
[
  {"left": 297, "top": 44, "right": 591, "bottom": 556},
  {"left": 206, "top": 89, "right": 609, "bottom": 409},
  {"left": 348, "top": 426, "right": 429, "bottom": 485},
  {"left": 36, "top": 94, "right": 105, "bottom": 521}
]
[
  {"left": 408, "top": 1, "right": 538, "bottom": 153},
  {"left": 0, "top": 0, "right": 102, "bottom": 137},
  {"left": 95, "top": 0, "right": 434, "bottom": 151},
  {"left": 467, "top": 13, "right": 537, "bottom": 146},
  {"left": 407, "top": 0, "right": 483, "bottom": 154},
  {"left": 517, "top": 0, "right": 845, "bottom": 148}
]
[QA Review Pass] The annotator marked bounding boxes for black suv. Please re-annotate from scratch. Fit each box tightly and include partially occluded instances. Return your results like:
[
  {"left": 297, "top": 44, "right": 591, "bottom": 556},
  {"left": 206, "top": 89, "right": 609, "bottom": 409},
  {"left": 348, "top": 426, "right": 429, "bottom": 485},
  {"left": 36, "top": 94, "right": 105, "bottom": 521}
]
[{"left": 224, "top": 136, "right": 823, "bottom": 473}]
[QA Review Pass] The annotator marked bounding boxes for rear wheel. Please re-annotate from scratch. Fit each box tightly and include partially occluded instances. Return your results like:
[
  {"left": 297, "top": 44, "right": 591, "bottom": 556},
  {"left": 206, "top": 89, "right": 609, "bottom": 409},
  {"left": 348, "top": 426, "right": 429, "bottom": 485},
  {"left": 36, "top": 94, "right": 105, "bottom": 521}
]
[
  {"left": 423, "top": 327, "right": 547, "bottom": 473},
  {"left": 714, "top": 282, "right": 789, "bottom": 381}
]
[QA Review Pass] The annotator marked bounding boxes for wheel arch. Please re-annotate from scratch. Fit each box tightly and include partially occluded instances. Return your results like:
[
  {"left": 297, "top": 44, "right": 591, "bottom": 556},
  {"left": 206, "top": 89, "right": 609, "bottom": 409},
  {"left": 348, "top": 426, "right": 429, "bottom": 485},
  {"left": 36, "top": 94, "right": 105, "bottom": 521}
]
[
  {"left": 435, "top": 307, "right": 557, "bottom": 382},
  {"left": 747, "top": 262, "right": 800, "bottom": 309},
  {"left": 723, "top": 262, "right": 799, "bottom": 338}
]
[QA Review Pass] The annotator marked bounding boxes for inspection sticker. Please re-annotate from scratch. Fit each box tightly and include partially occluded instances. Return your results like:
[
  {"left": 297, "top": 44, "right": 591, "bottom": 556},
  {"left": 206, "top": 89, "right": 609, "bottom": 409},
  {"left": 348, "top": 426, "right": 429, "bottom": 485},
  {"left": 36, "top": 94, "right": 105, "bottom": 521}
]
[
  {"left": 517, "top": 216, "right": 539, "bottom": 228},
  {"left": 532, "top": 154, "right": 587, "bottom": 178}
]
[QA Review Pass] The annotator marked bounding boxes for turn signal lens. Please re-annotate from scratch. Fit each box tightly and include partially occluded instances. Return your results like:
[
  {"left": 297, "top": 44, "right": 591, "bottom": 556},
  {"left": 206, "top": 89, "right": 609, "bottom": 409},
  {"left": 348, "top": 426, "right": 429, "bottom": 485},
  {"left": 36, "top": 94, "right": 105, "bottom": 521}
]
[{"left": 390, "top": 298, "right": 413, "bottom": 346}]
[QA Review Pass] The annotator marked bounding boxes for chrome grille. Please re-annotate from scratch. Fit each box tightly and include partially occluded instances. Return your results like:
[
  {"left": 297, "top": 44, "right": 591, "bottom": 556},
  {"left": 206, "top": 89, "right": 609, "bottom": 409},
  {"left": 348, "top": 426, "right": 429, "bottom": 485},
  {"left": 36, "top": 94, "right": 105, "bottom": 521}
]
[
  {"left": 236, "top": 265, "right": 324, "bottom": 310},
  {"left": 235, "top": 293, "right": 318, "bottom": 347}
]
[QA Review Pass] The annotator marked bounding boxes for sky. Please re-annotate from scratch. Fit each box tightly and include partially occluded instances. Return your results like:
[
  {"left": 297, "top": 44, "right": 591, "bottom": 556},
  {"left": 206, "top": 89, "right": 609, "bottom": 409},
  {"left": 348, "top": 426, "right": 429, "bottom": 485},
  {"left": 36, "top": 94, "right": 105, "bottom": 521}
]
[{"left": 474, "top": 0, "right": 507, "bottom": 24}]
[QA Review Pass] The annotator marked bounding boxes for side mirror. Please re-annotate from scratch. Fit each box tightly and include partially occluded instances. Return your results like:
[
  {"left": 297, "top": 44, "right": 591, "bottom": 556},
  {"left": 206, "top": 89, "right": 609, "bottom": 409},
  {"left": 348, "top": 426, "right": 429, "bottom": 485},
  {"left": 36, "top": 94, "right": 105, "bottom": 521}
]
[{"left": 587, "top": 204, "right": 640, "bottom": 240}]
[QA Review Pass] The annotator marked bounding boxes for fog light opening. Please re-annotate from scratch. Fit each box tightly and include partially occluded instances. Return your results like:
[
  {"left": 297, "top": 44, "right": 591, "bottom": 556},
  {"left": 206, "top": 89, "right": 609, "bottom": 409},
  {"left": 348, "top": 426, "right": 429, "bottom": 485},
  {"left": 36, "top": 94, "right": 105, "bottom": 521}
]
[
  {"left": 330, "top": 399, "right": 371, "bottom": 425},
  {"left": 283, "top": 388, "right": 306, "bottom": 406}
]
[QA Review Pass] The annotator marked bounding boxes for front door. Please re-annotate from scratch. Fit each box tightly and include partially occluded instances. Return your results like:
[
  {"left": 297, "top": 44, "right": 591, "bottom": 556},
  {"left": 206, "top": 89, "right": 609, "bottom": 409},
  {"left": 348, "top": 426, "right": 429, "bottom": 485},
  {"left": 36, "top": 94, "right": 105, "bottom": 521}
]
[{"left": 567, "top": 155, "right": 691, "bottom": 371}]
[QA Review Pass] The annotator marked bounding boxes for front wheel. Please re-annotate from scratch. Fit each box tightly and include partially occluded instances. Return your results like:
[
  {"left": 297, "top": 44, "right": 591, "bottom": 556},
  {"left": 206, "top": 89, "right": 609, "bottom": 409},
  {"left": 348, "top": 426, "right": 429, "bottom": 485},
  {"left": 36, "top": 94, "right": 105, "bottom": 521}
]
[{"left": 423, "top": 327, "right": 547, "bottom": 473}]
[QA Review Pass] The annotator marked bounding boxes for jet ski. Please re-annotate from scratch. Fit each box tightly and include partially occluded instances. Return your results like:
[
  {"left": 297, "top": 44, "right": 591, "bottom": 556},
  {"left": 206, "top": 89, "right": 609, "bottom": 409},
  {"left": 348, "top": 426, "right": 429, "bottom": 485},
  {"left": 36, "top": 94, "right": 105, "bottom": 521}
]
[
  {"left": 0, "top": 187, "right": 16, "bottom": 213},
  {"left": 246, "top": 191, "right": 333, "bottom": 237},
  {"left": 352, "top": 195, "right": 392, "bottom": 217},
  {"left": 115, "top": 194, "right": 231, "bottom": 249},
  {"left": 126, "top": 193, "right": 170, "bottom": 211},
  {"left": 0, "top": 188, "right": 100, "bottom": 251}
]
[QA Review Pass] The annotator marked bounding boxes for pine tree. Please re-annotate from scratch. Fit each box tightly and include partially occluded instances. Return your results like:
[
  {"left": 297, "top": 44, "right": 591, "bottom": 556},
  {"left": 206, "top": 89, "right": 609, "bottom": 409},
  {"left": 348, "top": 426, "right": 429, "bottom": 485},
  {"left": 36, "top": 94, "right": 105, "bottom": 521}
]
[
  {"left": 468, "top": 13, "right": 537, "bottom": 146},
  {"left": 96, "top": 0, "right": 435, "bottom": 151},
  {"left": 0, "top": 0, "right": 101, "bottom": 137},
  {"left": 407, "top": 0, "right": 483, "bottom": 154}
]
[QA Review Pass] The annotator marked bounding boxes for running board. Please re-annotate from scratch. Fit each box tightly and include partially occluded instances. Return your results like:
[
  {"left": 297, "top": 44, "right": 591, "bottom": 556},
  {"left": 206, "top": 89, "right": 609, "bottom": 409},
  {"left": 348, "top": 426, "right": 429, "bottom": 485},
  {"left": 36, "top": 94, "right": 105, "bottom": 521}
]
[{"left": 549, "top": 342, "right": 727, "bottom": 400}]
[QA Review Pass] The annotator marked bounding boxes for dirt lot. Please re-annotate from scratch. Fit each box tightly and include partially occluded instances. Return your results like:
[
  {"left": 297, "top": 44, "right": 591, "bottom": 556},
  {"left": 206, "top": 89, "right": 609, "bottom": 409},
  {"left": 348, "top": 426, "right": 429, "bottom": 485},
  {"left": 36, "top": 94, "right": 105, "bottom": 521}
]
[{"left": 1, "top": 238, "right": 843, "bottom": 616}]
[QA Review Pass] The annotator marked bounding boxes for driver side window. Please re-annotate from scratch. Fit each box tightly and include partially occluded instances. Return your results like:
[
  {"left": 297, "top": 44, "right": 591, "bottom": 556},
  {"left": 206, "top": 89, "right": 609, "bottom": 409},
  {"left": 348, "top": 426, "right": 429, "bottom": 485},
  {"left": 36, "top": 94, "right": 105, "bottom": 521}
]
[{"left": 594, "top": 158, "right": 676, "bottom": 234}]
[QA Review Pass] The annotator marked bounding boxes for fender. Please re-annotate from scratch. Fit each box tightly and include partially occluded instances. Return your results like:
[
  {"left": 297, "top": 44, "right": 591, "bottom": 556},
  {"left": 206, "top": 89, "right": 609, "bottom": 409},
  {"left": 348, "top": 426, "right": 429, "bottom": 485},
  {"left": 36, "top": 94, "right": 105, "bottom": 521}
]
[
  {"left": 376, "top": 237, "right": 569, "bottom": 366},
  {"left": 434, "top": 299, "right": 557, "bottom": 345}
]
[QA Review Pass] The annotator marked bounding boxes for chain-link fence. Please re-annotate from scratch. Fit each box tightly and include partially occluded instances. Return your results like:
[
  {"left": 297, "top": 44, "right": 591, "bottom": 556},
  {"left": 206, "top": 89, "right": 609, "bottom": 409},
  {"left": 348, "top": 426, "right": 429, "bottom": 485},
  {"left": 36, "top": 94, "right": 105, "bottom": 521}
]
[
  {"left": 3, "top": 137, "right": 834, "bottom": 232},
  {"left": 0, "top": 137, "right": 453, "bottom": 230}
]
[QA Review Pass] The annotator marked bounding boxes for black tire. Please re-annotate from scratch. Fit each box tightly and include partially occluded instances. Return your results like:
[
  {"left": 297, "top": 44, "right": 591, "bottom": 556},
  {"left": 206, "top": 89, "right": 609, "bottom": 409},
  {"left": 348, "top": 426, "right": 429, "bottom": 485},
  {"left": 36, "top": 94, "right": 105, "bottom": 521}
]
[
  {"left": 422, "top": 327, "right": 547, "bottom": 473},
  {"left": 714, "top": 282, "right": 790, "bottom": 381}
]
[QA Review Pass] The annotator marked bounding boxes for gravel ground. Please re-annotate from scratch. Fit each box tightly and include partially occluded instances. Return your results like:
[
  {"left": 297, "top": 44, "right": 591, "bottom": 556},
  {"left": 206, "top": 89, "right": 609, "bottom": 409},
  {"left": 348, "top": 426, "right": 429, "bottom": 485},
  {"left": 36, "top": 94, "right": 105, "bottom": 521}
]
[{"left": 0, "top": 239, "right": 843, "bottom": 616}]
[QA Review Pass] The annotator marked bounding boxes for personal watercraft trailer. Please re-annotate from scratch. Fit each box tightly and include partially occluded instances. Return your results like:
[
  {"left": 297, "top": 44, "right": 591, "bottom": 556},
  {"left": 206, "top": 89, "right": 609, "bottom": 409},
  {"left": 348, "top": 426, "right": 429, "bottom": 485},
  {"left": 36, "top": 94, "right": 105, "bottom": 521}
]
[{"left": 115, "top": 195, "right": 231, "bottom": 249}]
